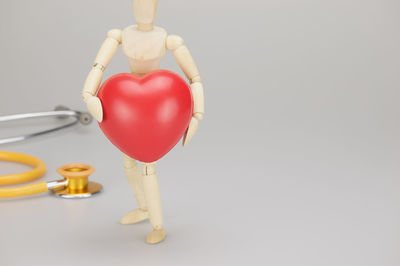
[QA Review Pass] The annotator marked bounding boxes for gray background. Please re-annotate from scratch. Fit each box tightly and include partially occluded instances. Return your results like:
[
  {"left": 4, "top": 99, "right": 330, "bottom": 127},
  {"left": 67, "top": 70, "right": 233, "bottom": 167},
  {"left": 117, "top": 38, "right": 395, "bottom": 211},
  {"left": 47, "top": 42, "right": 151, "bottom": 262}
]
[{"left": 1, "top": 0, "right": 400, "bottom": 265}]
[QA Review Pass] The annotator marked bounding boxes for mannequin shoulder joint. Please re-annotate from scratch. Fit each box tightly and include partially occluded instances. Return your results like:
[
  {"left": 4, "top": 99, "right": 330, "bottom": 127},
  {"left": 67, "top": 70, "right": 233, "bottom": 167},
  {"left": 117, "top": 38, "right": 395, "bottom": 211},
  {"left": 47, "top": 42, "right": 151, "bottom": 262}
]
[
  {"left": 166, "top": 35, "right": 184, "bottom": 51},
  {"left": 107, "top": 29, "right": 122, "bottom": 43}
]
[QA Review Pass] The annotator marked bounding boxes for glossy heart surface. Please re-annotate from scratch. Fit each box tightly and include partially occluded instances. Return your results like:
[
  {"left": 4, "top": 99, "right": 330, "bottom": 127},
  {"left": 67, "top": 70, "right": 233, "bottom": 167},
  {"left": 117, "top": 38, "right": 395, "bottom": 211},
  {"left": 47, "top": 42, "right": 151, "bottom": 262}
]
[{"left": 97, "top": 70, "right": 193, "bottom": 162}]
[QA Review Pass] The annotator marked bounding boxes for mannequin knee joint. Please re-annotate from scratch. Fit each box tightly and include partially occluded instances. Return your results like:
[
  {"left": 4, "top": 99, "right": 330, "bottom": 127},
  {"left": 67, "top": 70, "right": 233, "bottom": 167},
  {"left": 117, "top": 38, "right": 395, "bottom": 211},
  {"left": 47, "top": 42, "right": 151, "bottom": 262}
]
[{"left": 142, "top": 163, "right": 156, "bottom": 176}]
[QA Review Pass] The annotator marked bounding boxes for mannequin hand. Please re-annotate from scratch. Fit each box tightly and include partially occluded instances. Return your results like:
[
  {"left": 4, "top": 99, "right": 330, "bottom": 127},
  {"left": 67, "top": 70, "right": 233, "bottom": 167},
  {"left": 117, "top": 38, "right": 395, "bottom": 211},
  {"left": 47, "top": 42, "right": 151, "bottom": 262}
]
[
  {"left": 182, "top": 115, "right": 201, "bottom": 146},
  {"left": 85, "top": 96, "right": 103, "bottom": 122}
]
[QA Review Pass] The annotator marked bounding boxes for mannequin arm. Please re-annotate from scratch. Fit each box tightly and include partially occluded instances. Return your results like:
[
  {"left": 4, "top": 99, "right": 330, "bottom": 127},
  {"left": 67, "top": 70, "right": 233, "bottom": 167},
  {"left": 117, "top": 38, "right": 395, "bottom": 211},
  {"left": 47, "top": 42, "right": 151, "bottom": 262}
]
[
  {"left": 166, "top": 35, "right": 204, "bottom": 145},
  {"left": 82, "top": 29, "right": 122, "bottom": 122}
]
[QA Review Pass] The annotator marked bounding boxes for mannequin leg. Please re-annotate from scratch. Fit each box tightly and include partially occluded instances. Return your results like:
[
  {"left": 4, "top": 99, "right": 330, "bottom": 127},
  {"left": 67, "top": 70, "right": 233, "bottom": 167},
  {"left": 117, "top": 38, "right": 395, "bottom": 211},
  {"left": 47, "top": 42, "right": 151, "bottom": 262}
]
[
  {"left": 120, "top": 154, "right": 149, "bottom": 224},
  {"left": 142, "top": 162, "right": 166, "bottom": 244}
]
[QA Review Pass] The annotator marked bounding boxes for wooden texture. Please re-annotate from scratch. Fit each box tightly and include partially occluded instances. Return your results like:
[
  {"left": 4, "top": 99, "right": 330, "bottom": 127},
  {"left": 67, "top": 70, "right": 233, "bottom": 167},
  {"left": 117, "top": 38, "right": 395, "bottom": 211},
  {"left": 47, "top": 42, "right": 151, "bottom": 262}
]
[
  {"left": 85, "top": 96, "right": 103, "bottom": 122},
  {"left": 82, "top": 0, "right": 204, "bottom": 244},
  {"left": 182, "top": 116, "right": 199, "bottom": 146},
  {"left": 172, "top": 45, "right": 201, "bottom": 83},
  {"left": 132, "top": 0, "right": 158, "bottom": 31},
  {"left": 142, "top": 163, "right": 166, "bottom": 243},
  {"left": 122, "top": 25, "right": 167, "bottom": 75},
  {"left": 142, "top": 163, "right": 163, "bottom": 230},
  {"left": 123, "top": 154, "right": 147, "bottom": 210},
  {"left": 82, "top": 30, "right": 122, "bottom": 121},
  {"left": 190, "top": 82, "right": 205, "bottom": 118}
]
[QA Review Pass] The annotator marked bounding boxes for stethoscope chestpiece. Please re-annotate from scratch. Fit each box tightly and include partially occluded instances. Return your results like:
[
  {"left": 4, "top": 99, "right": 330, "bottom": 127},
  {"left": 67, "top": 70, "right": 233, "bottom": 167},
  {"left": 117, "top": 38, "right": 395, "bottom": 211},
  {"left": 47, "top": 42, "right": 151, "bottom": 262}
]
[{"left": 52, "top": 163, "right": 102, "bottom": 199}]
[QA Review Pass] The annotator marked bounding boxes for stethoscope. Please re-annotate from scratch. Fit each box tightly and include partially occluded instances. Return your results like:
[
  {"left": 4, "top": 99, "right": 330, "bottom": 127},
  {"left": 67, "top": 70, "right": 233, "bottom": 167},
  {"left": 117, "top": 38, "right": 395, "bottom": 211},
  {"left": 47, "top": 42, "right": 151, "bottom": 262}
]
[
  {"left": 0, "top": 105, "right": 92, "bottom": 144},
  {"left": 0, "top": 106, "right": 102, "bottom": 198}
]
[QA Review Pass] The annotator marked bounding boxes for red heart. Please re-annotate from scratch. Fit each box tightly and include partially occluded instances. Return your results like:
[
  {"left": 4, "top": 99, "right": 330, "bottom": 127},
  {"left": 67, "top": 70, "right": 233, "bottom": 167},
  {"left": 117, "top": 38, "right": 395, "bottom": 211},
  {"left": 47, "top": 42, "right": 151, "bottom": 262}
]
[{"left": 97, "top": 70, "right": 193, "bottom": 162}]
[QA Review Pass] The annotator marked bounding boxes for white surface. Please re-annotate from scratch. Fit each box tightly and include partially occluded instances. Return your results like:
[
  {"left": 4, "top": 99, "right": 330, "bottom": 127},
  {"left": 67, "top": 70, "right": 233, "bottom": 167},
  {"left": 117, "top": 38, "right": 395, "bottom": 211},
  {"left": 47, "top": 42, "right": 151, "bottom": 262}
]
[
  {"left": 1, "top": 118, "right": 400, "bottom": 266},
  {"left": 1, "top": 0, "right": 400, "bottom": 265}
]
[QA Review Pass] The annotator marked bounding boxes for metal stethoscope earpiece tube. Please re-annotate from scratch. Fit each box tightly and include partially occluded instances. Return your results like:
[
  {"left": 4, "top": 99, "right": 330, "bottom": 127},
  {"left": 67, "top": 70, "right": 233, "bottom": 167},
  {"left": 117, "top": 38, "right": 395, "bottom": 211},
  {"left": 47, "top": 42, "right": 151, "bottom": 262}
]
[{"left": 0, "top": 105, "right": 92, "bottom": 145}]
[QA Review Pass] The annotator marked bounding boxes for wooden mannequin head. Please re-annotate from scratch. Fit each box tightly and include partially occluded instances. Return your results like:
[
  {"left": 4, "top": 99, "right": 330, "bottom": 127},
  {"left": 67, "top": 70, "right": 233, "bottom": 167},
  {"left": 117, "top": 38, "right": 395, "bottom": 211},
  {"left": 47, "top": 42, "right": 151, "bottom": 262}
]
[{"left": 132, "top": 0, "right": 158, "bottom": 31}]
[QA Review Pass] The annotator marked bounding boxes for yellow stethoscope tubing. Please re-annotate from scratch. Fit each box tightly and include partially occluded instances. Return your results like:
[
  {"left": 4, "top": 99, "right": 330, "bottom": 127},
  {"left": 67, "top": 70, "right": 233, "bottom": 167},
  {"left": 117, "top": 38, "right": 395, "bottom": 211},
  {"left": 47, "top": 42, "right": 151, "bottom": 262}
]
[{"left": 0, "top": 151, "right": 48, "bottom": 198}]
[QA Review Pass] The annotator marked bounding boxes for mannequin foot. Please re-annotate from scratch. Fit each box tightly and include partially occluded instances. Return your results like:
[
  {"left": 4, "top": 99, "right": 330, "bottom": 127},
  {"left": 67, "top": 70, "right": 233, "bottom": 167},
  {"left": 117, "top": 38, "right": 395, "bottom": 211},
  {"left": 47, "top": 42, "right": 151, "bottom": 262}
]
[
  {"left": 146, "top": 229, "right": 167, "bottom": 244},
  {"left": 120, "top": 209, "right": 148, "bottom": 225}
]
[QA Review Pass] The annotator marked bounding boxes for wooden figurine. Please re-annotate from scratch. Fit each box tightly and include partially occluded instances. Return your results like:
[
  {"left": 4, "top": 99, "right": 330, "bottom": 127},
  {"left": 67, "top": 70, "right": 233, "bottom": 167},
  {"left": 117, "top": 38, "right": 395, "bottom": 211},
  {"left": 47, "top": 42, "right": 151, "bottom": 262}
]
[{"left": 81, "top": 0, "right": 204, "bottom": 244}]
